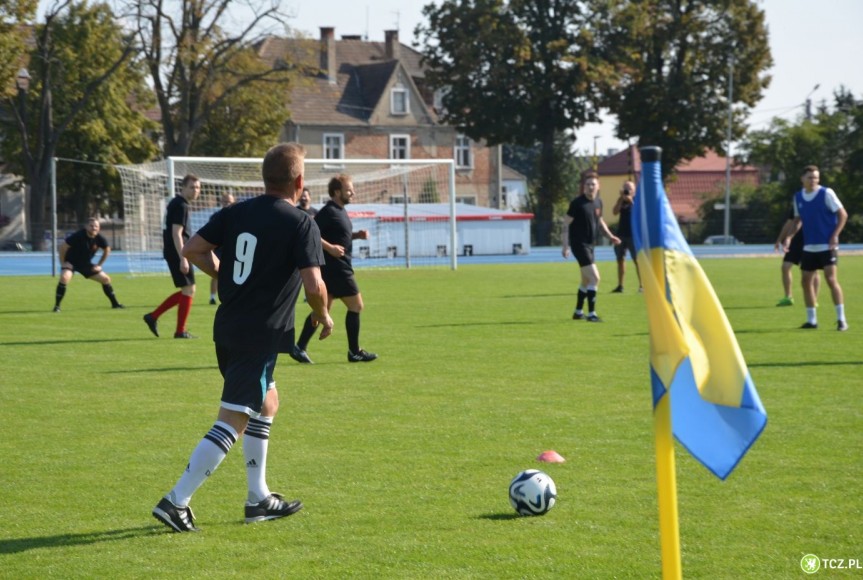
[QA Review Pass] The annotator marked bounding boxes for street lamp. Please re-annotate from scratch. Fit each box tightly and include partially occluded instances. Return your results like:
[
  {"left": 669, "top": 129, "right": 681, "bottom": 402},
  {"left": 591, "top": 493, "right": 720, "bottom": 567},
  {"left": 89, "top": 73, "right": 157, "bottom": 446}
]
[
  {"left": 804, "top": 83, "right": 820, "bottom": 121},
  {"left": 15, "top": 68, "right": 30, "bottom": 122},
  {"left": 15, "top": 67, "right": 30, "bottom": 91}
]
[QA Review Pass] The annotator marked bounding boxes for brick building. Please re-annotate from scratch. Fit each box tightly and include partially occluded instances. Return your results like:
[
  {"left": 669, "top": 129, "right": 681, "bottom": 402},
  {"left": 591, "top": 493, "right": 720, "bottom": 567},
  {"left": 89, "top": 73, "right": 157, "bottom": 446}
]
[{"left": 257, "top": 29, "right": 503, "bottom": 207}]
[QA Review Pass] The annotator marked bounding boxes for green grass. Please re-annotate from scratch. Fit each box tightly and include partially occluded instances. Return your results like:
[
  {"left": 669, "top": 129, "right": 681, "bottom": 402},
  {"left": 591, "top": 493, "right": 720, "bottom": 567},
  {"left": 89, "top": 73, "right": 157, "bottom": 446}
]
[{"left": 0, "top": 257, "right": 861, "bottom": 578}]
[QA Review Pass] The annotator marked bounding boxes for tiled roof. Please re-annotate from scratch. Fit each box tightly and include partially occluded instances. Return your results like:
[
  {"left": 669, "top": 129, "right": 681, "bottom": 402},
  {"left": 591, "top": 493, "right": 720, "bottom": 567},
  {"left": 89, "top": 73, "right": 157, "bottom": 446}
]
[
  {"left": 598, "top": 146, "right": 760, "bottom": 221},
  {"left": 258, "top": 34, "right": 431, "bottom": 126}
]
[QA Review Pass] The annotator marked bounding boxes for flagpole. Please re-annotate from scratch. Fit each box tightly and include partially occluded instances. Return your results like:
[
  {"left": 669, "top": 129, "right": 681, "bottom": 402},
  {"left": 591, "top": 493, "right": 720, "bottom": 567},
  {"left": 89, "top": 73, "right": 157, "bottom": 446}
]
[{"left": 654, "top": 393, "right": 682, "bottom": 579}]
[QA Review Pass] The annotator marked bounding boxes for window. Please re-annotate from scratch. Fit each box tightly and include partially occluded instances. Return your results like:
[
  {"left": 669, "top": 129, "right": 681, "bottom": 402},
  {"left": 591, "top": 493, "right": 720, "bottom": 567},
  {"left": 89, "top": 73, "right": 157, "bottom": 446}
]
[
  {"left": 455, "top": 195, "right": 476, "bottom": 205},
  {"left": 323, "top": 134, "right": 344, "bottom": 160},
  {"left": 390, "top": 135, "right": 410, "bottom": 160},
  {"left": 391, "top": 87, "right": 409, "bottom": 115},
  {"left": 455, "top": 134, "right": 472, "bottom": 168}
]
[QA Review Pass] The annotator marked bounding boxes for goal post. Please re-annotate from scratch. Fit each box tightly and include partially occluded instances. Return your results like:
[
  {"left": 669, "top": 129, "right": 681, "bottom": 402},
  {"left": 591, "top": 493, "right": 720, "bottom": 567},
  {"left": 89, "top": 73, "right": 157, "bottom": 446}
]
[{"left": 117, "top": 156, "right": 458, "bottom": 275}]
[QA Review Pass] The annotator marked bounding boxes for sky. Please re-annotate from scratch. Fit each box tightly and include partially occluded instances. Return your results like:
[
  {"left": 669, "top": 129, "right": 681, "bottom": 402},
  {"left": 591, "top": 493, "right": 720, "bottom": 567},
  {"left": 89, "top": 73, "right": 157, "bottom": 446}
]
[{"left": 284, "top": 0, "right": 863, "bottom": 156}]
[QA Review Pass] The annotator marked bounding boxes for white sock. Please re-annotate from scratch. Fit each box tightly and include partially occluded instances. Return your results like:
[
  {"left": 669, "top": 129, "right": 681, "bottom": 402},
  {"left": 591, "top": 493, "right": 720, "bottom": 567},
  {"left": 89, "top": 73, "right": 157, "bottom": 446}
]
[
  {"left": 244, "top": 416, "right": 273, "bottom": 503},
  {"left": 836, "top": 304, "right": 846, "bottom": 322},
  {"left": 806, "top": 307, "right": 817, "bottom": 325},
  {"left": 168, "top": 421, "right": 237, "bottom": 507}
]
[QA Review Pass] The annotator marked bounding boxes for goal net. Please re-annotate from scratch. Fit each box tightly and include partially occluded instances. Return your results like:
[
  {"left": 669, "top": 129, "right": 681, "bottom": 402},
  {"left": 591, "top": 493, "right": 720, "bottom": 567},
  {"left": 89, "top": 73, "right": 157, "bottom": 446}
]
[{"left": 117, "top": 157, "right": 458, "bottom": 275}]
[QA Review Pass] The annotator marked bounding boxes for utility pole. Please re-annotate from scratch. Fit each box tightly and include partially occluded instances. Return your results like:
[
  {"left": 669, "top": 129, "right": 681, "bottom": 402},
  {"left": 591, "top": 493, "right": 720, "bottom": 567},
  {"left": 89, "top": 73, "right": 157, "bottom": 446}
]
[{"left": 723, "top": 56, "right": 733, "bottom": 243}]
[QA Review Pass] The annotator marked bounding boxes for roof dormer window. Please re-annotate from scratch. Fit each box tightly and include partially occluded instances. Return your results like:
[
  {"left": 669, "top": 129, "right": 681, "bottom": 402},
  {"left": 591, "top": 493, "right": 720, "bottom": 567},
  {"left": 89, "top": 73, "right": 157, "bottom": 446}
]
[{"left": 391, "top": 87, "right": 409, "bottom": 116}]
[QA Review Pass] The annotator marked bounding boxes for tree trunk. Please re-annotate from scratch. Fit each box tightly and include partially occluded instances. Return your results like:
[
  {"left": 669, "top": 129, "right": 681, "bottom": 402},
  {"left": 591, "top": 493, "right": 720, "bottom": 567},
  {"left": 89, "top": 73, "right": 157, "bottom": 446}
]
[{"left": 534, "top": 127, "right": 557, "bottom": 246}]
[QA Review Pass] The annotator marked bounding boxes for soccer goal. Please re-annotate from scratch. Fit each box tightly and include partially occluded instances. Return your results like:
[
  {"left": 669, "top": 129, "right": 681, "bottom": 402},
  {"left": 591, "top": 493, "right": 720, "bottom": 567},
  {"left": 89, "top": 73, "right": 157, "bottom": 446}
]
[{"left": 117, "top": 157, "right": 458, "bottom": 275}]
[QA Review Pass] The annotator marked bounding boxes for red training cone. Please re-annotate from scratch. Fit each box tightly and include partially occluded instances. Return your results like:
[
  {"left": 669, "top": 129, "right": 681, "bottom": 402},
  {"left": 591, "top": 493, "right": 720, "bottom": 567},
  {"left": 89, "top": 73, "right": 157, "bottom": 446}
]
[{"left": 537, "top": 450, "right": 565, "bottom": 463}]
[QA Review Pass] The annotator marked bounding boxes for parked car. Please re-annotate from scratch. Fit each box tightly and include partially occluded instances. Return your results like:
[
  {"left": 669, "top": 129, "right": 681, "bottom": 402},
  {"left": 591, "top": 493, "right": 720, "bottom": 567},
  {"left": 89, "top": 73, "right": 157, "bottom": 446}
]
[
  {"left": 703, "top": 235, "right": 742, "bottom": 245},
  {"left": 1, "top": 240, "right": 33, "bottom": 251}
]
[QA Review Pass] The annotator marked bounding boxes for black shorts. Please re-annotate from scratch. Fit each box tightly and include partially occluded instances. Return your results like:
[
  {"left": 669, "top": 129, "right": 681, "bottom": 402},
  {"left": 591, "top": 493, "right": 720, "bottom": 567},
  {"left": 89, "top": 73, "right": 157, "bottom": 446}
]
[
  {"left": 323, "top": 270, "right": 360, "bottom": 298},
  {"left": 614, "top": 237, "right": 636, "bottom": 261},
  {"left": 164, "top": 250, "right": 195, "bottom": 287},
  {"left": 571, "top": 243, "right": 595, "bottom": 267},
  {"left": 67, "top": 262, "right": 100, "bottom": 279},
  {"left": 801, "top": 250, "right": 838, "bottom": 272},
  {"left": 783, "top": 234, "right": 804, "bottom": 265},
  {"left": 215, "top": 345, "right": 277, "bottom": 417}
]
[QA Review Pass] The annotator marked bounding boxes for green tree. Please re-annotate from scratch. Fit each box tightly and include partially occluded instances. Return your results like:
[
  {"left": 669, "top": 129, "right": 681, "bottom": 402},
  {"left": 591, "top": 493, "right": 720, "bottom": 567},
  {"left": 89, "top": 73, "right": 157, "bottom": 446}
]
[
  {"left": 1, "top": 0, "right": 138, "bottom": 248},
  {"left": 49, "top": 2, "right": 158, "bottom": 224},
  {"left": 741, "top": 89, "right": 863, "bottom": 241},
  {"left": 0, "top": 0, "right": 36, "bottom": 100},
  {"left": 605, "top": 0, "right": 772, "bottom": 179},
  {"left": 130, "top": 0, "right": 309, "bottom": 156},
  {"left": 189, "top": 48, "right": 288, "bottom": 157},
  {"left": 416, "top": 0, "right": 616, "bottom": 245}
]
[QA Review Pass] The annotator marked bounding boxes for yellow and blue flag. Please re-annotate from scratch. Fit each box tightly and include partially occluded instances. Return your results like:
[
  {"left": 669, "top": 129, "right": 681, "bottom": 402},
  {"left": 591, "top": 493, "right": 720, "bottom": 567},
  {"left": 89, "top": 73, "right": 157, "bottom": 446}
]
[{"left": 632, "top": 147, "right": 766, "bottom": 480}]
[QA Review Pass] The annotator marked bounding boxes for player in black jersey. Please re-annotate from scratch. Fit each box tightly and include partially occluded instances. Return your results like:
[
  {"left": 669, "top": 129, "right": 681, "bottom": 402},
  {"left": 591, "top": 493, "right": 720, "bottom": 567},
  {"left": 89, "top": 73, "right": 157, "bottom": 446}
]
[
  {"left": 152, "top": 143, "right": 333, "bottom": 532},
  {"left": 562, "top": 171, "right": 620, "bottom": 322},
  {"left": 142, "top": 174, "right": 200, "bottom": 339},
  {"left": 209, "top": 192, "right": 235, "bottom": 305},
  {"left": 52, "top": 217, "right": 123, "bottom": 312},
  {"left": 774, "top": 205, "right": 820, "bottom": 306},
  {"left": 292, "top": 174, "right": 378, "bottom": 363},
  {"left": 298, "top": 186, "right": 318, "bottom": 217}
]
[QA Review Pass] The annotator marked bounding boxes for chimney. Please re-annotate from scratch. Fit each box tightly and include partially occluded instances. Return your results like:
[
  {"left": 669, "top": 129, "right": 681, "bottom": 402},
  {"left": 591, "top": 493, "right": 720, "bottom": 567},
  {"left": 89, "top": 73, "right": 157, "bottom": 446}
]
[
  {"left": 385, "top": 30, "right": 400, "bottom": 61},
  {"left": 320, "top": 27, "right": 336, "bottom": 83}
]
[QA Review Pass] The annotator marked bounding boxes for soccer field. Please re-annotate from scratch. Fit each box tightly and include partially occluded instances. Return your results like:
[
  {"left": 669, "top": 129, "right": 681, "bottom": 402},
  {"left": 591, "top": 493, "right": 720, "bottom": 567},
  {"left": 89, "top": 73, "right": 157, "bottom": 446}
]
[{"left": 1, "top": 258, "right": 860, "bottom": 578}]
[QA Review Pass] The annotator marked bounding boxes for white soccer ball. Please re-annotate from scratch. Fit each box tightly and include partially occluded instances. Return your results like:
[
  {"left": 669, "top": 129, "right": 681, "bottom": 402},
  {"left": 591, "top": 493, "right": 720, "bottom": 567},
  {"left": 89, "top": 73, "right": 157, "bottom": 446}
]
[{"left": 508, "top": 469, "right": 557, "bottom": 516}]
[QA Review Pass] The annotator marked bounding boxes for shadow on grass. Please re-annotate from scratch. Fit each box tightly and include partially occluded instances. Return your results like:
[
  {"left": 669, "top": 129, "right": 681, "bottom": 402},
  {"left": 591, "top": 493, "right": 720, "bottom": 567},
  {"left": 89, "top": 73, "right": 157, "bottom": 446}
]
[
  {"left": 476, "top": 513, "right": 522, "bottom": 521},
  {"left": 0, "top": 338, "right": 158, "bottom": 347},
  {"left": 749, "top": 360, "right": 863, "bottom": 368},
  {"left": 0, "top": 525, "right": 164, "bottom": 554},
  {"left": 417, "top": 320, "right": 535, "bottom": 328},
  {"left": 104, "top": 366, "right": 215, "bottom": 374},
  {"left": 500, "top": 293, "right": 572, "bottom": 299}
]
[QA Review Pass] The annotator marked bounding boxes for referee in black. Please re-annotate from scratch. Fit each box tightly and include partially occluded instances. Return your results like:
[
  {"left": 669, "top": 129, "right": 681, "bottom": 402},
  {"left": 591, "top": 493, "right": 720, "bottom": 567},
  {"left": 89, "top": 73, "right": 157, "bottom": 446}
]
[
  {"left": 152, "top": 142, "right": 333, "bottom": 532},
  {"left": 292, "top": 173, "right": 378, "bottom": 363}
]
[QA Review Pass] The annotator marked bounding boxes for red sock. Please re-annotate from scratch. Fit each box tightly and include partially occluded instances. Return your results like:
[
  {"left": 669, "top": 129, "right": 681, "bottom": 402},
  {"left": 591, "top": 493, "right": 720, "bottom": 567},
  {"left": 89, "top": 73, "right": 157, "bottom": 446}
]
[
  {"left": 177, "top": 294, "right": 193, "bottom": 333},
  {"left": 152, "top": 291, "right": 182, "bottom": 319}
]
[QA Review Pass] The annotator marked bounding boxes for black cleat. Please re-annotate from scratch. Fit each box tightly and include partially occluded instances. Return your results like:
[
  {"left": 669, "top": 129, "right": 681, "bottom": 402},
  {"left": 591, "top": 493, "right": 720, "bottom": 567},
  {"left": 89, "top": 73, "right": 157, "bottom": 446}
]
[
  {"left": 586, "top": 314, "right": 603, "bottom": 322},
  {"left": 174, "top": 331, "right": 198, "bottom": 339},
  {"left": 143, "top": 313, "right": 159, "bottom": 337},
  {"left": 152, "top": 497, "right": 200, "bottom": 532},
  {"left": 348, "top": 349, "right": 378, "bottom": 363},
  {"left": 611, "top": 286, "right": 624, "bottom": 293},
  {"left": 209, "top": 297, "right": 217, "bottom": 305},
  {"left": 837, "top": 320, "right": 849, "bottom": 332},
  {"left": 289, "top": 345, "right": 314, "bottom": 364},
  {"left": 112, "top": 303, "right": 125, "bottom": 309},
  {"left": 245, "top": 493, "right": 303, "bottom": 523},
  {"left": 572, "top": 312, "right": 584, "bottom": 320},
  {"left": 53, "top": 306, "right": 61, "bottom": 313},
  {"left": 800, "top": 322, "right": 818, "bottom": 329}
]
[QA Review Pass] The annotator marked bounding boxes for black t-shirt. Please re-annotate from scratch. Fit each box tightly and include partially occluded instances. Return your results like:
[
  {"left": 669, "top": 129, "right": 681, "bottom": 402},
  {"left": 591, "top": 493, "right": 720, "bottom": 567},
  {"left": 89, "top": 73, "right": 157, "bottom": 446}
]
[
  {"left": 616, "top": 200, "right": 633, "bottom": 238},
  {"left": 567, "top": 195, "right": 603, "bottom": 246},
  {"left": 163, "top": 195, "right": 191, "bottom": 254},
  {"left": 197, "top": 195, "right": 324, "bottom": 351},
  {"left": 315, "top": 200, "right": 354, "bottom": 276},
  {"left": 64, "top": 229, "right": 108, "bottom": 265}
]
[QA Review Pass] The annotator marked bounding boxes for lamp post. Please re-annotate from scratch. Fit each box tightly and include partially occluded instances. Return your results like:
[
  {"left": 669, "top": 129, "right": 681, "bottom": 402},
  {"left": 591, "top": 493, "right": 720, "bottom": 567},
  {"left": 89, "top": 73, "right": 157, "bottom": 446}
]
[
  {"left": 723, "top": 56, "right": 733, "bottom": 243},
  {"left": 15, "top": 67, "right": 30, "bottom": 123}
]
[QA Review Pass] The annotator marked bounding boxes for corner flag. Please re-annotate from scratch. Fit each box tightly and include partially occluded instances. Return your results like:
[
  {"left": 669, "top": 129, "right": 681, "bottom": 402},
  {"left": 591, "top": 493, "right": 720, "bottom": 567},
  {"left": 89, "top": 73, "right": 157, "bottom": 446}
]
[{"left": 633, "top": 146, "right": 767, "bottom": 480}]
